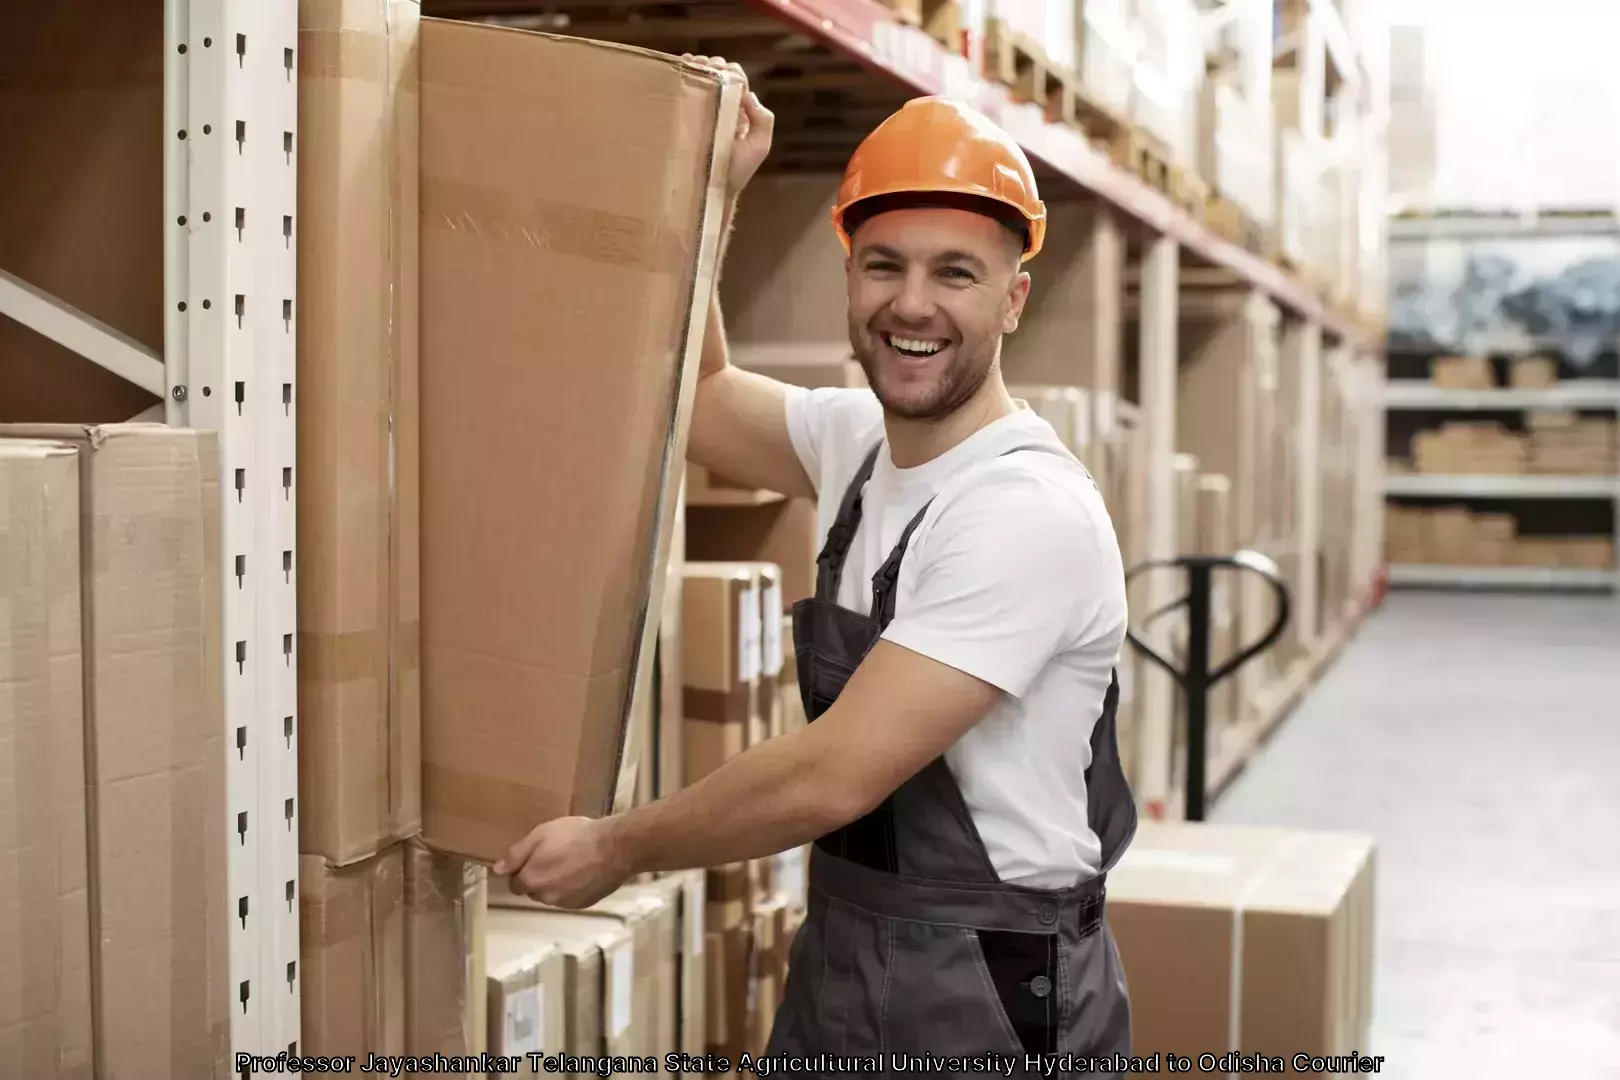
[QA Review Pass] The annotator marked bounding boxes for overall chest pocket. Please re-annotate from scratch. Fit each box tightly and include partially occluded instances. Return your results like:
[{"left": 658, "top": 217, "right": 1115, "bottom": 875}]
[{"left": 797, "top": 649, "right": 859, "bottom": 721}]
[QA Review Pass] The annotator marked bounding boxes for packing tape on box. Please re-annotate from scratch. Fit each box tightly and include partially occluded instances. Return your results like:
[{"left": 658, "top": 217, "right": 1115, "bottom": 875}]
[
  {"left": 301, "top": 854, "right": 406, "bottom": 1048},
  {"left": 402, "top": 844, "right": 485, "bottom": 1053},
  {"left": 422, "top": 176, "right": 694, "bottom": 274}
]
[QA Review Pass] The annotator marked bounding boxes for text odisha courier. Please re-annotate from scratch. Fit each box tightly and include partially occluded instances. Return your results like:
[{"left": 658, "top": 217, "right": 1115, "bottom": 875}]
[{"left": 236, "top": 1051, "right": 1392, "bottom": 1076}]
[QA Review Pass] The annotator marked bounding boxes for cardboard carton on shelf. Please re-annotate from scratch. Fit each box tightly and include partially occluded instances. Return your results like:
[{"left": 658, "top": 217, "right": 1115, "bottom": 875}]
[
  {"left": 485, "top": 934, "right": 566, "bottom": 1066},
  {"left": 1430, "top": 354, "right": 1493, "bottom": 390},
  {"left": 416, "top": 18, "right": 741, "bottom": 863},
  {"left": 681, "top": 563, "right": 761, "bottom": 783},
  {"left": 0, "top": 424, "right": 229, "bottom": 1076},
  {"left": 296, "top": 0, "right": 423, "bottom": 867},
  {"left": 0, "top": 441, "right": 93, "bottom": 1079},
  {"left": 1509, "top": 354, "right": 1558, "bottom": 389},
  {"left": 1106, "top": 822, "right": 1376, "bottom": 1060},
  {"left": 403, "top": 842, "right": 488, "bottom": 1055},
  {"left": 300, "top": 847, "right": 407, "bottom": 1055},
  {"left": 483, "top": 907, "right": 640, "bottom": 1060}
]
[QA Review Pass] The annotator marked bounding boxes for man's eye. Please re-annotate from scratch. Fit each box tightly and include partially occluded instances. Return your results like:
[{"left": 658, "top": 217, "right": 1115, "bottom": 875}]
[
  {"left": 940, "top": 267, "right": 974, "bottom": 281},
  {"left": 866, "top": 261, "right": 901, "bottom": 273}
]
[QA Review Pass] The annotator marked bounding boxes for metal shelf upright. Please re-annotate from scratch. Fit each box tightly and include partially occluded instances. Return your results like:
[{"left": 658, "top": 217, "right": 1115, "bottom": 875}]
[{"left": 164, "top": 0, "right": 303, "bottom": 1060}]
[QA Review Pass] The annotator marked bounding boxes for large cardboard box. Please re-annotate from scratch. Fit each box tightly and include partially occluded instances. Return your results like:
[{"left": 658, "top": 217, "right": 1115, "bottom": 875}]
[
  {"left": 403, "top": 842, "right": 488, "bottom": 1054},
  {"left": 299, "top": 847, "right": 407, "bottom": 1055},
  {"left": 483, "top": 908, "right": 639, "bottom": 1065},
  {"left": 1106, "top": 822, "right": 1376, "bottom": 1061},
  {"left": 0, "top": 424, "right": 229, "bottom": 1077},
  {"left": 588, "top": 880, "right": 681, "bottom": 1056},
  {"left": 417, "top": 18, "right": 740, "bottom": 863},
  {"left": 681, "top": 564, "right": 760, "bottom": 783},
  {"left": 485, "top": 933, "right": 567, "bottom": 1066},
  {"left": 0, "top": 441, "right": 94, "bottom": 1079},
  {"left": 664, "top": 869, "right": 710, "bottom": 1057},
  {"left": 295, "top": 0, "right": 424, "bottom": 867}
]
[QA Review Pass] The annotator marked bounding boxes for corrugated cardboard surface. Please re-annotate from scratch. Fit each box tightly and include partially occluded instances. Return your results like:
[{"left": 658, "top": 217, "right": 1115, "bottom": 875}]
[
  {"left": 417, "top": 18, "right": 739, "bottom": 862},
  {"left": 485, "top": 934, "right": 565, "bottom": 1066},
  {"left": 0, "top": 1, "right": 164, "bottom": 425},
  {"left": 484, "top": 908, "right": 634, "bottom": 1066},
  {"left": 0, "top": 441, "right": 93, "bottom": 1079},
  {"left": 594, "top": 878, "right": 683, "bottom": 1056},
  {"left": 0, "top": 423, "right": 229, "bottom": 1077},
  {"left": 403, "top": 840, "right": 487, "bottom": 1054},
  {"left": 667, "top": 869, "right": 708, "bottom": 1056},
  {"left": 299, "top": 847, "right": 407, "bottom": 1055},
  {"left": 295, "top": 0, "right": 424, "bottom": 867},
  {"left": 1106, "top": 822, "right": 1376, "bottom": 1065}
]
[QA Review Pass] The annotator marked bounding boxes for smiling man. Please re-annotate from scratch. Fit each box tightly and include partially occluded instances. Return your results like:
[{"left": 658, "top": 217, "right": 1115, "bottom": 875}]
[{"left": 497, "top": 69, "right": 1137, "bottom": 1070}]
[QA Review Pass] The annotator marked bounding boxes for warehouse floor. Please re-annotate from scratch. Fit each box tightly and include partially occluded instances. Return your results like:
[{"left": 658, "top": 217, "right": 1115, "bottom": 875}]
[{"left": 1210, "top": 590, "right": 1620, "bottom": 1080}]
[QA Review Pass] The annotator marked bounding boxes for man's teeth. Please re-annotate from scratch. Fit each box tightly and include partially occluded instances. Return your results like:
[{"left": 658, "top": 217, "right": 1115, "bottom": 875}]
[{"left": 888, "top": 335, "right": 945, "bottom": 356}]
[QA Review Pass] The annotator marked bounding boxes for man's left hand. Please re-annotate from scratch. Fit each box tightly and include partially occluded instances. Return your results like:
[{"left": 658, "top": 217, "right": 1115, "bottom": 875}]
[{"left": 494, "top": 816, "right": 628, "bottom": 909}]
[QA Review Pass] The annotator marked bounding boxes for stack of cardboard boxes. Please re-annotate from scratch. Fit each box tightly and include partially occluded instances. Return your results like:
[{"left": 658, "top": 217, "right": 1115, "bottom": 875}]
[
  {"left": 1526, "top": 413, "right": 1616, "bottom": 476},
  {"left": 295, "top": 3, "right": 743, "bottom": 1064},
  {"left": 1409, "top": 422, "right": 1528, "bottom": 476},
  {"left": 0, "top": 426, "right": 229, "bottom": 1078},
  {"left": 1385, "top": 505, "right": 1615, "bottom": 570}
]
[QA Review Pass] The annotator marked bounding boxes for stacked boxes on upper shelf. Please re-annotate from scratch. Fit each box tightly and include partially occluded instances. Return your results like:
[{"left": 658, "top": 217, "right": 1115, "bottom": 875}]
[
  {"left": 1196, "top": 0, "right": 1276, "bottom": 242},
  {"left": 1127, "top": 0, "right": 1203, "bottom": 166},
  {"left": 295, "top": 5, "right": 741, "bottom": 1058}
]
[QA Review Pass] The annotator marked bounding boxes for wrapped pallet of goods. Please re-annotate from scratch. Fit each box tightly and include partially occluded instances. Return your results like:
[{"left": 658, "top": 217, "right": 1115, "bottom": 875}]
[
  {"left": 1127, "top": 0, "right": 1203, "bottom": 165},
  {"left": 1077, "top": 0, "right": 1140, "bottom": 115},
  {"left": 1275, "top": 129, "right": 1322, "bottom": 270},
  {"left": 1196, "top": 0, "right": 1275, "bottom": 240}
]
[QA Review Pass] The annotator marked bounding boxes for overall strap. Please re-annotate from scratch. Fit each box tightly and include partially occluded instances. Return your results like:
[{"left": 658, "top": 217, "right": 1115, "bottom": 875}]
[{"left": 814, "top": 441, "right": 885, "bottom": 602}]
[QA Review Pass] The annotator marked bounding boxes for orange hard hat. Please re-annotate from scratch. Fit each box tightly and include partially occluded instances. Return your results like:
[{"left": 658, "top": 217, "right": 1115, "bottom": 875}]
[{"left": 831, "top": 96, "right": 1047, "bottom": 262}]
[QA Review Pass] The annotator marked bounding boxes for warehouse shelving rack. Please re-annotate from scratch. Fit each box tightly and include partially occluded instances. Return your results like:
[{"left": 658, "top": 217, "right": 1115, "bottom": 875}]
[
  {"left": 0, "top": 0, "right": 304, "bottom": 1062},
  {"left": 0, "top": 0, "right": 1385, "bottom": 1061}
]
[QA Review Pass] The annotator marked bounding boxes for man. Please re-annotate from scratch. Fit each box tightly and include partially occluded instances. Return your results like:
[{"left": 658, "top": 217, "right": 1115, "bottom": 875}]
[{"left": 496, "top": 61, "right": 1137, "bottom": 1064}]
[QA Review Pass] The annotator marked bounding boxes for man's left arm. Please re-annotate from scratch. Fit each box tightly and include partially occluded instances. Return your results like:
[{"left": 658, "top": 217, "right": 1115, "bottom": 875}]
[{"left": 499, "top": 474, "right": 1095, "bottom": 904}]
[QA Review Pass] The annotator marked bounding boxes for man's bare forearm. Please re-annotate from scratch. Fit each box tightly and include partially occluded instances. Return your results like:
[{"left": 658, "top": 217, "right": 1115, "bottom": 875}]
[{"left": 602, "top": 726, "right": 854, "bottom": 874}]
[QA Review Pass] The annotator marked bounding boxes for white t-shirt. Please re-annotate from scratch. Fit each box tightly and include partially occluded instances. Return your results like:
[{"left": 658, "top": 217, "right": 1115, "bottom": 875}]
[{"left": 783, "top": 385, "right": 1128, "bottom": 888}]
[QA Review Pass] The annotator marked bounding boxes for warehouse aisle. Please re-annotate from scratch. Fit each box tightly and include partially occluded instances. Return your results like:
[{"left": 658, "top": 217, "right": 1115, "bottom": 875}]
[{"left": 1210, "top": 591, "right": 1620, "bottom": 1080}]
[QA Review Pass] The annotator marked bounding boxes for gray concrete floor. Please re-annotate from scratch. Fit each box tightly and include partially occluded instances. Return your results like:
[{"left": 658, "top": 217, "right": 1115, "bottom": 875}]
[{"left": 1210, "top": 590, "right": 1620, "bottom": 1080}]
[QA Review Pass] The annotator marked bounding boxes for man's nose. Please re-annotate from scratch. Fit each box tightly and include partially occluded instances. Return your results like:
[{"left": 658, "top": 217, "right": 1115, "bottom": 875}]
[{"left": 889, "top": 269, "right": 936, "bottom": 322}]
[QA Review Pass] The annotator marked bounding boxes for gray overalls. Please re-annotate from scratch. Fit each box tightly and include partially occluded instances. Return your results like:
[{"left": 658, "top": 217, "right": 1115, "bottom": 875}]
[{"left": 766, "top": 442, "right": 1138, "bottom": 1075}]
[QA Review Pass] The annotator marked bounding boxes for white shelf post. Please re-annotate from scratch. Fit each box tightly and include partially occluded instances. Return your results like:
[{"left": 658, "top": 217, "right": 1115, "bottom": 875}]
[{"left": 165, "top": 0, "right": 302, "bottom": 1064}]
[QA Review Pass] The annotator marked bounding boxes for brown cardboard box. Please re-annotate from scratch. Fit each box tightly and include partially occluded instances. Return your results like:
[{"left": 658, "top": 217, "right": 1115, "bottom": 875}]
[
  {"left": 663, "top": 869, "right": 710, "bottom": 1056},
  {"left": 707, "top": 923, "right": 752, "bottom": 1056},
  {"left": 1106, "top": 822, "right": 1376, "bottom": 1060},
  {"left": 746, "top": 897, "right": 791, "bottom": 1055},
  {"left": 295, "top": 0, "right": 423, "bottom": 867},
  {"left": 1430, "top": 354, "right": 1492, "bottom": 389},
  {"left": 694, "top": 561, "right": 785, "bottom": 747},
  {"left": 416, "top": 19, "right": 740, "bottom": 861},
  {"left": 686, "top": 497, "right": 819, "bottom": 618},
  {"left": 299, "top": 847, "right": 407, "bottom": 1055},
  {"left": 485, "top": 932, "right": 567, "bottom": 1065},
  {"left": 1509, "top": 354, "right": 1558, "bottom": 388},
  {"left": 0, "top": 424, "right": 229, "bottom": 1076},
  {"left": 403, "top": 842, "right": 488, "bottom": 1054},
  {"left": 592, "top": 878, "right": 683, "bottom": 1056},
  {"left": 0, "top": 441, "right": 93, "bottom": 1079},
  {"left": 706, "top": 862, "right": 751, "bottom": 933},
  {"left": 483, "top": 908, "right": 637, "bottom": 1062},
  {"left": 730, "top": 342, "right": 869, "bottom": 390},
  {"left": 681, "top": 565, "right": 760, "bottom": 783}
]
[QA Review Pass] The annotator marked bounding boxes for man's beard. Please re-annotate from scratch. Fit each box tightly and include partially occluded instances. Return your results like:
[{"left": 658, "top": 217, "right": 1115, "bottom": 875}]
[{"left": 852, "top": 336, "right": 995, "bottom": 421}]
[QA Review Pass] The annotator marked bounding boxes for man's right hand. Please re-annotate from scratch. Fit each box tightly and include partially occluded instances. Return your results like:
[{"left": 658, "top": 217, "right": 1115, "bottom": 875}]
[{"left": 682, "top": 55, "right": 775, "bottom": 202}]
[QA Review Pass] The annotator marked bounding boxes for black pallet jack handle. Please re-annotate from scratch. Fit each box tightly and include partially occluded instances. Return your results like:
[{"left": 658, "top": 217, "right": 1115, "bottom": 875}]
[{"left": 1123, "top": 551, "right": 1292, "bottom": 822}]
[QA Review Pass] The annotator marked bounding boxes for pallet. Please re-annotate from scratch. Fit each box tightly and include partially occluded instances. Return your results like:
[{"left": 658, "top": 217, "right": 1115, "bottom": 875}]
[
  {"left": 1108, "top": 125, "right": 1173, "bottom": 196},
  {"left": 877, "top": 0, "right": 962, "bottom": 52},
  {"left": 981, "top": 17, "right": 1128, "bottom": 144},
  {"left": 1204, "top": 194, "right": 1267, "bottom": 254},
  {"left": 1171, "top": 168, "right": 1210, "bottom": 223}
]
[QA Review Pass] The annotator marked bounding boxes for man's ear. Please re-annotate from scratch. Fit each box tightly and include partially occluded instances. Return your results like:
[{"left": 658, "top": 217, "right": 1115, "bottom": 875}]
[{"left": 1003, "top": 271, "right": 1032, "bottom": 334}]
